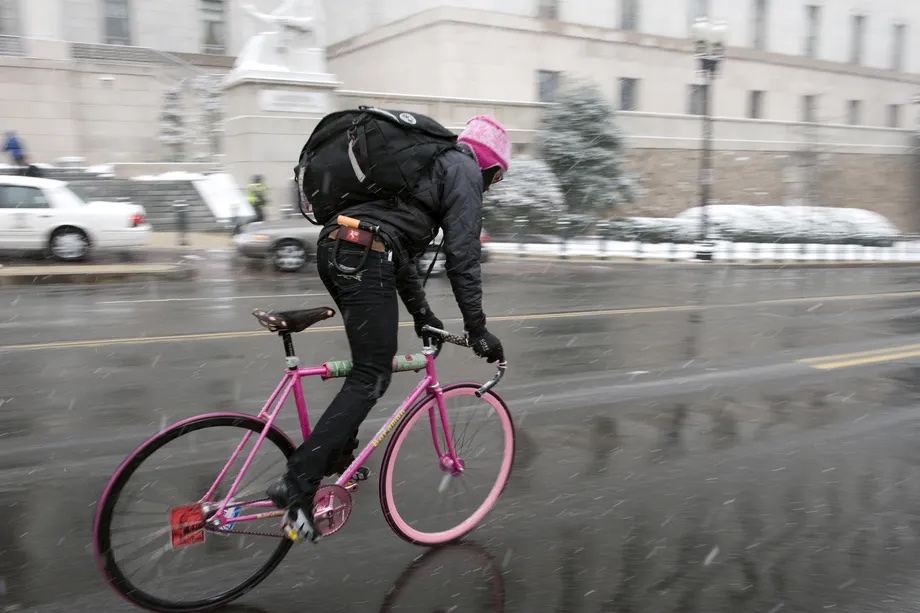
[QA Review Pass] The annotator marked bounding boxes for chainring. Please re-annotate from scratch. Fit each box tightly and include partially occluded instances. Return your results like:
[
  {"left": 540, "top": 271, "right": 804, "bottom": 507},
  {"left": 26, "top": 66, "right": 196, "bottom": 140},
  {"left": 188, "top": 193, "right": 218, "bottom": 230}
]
[{"left": 313, "top": 484, "right": 353, "bottom": 537}]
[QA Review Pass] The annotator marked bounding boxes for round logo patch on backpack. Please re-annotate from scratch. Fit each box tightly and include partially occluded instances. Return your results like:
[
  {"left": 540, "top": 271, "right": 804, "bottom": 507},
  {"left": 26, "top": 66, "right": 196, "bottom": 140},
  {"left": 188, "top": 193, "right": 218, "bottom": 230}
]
[{"left": 398, "top": 112, "right": 417, "bottom": 125}]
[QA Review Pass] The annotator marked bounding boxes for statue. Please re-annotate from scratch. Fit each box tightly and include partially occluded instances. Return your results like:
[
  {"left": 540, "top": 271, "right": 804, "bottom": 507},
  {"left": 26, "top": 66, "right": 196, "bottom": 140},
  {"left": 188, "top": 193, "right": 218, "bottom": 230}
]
[{"left": 231, "top": 0, "right": 331, "bottom": 78}]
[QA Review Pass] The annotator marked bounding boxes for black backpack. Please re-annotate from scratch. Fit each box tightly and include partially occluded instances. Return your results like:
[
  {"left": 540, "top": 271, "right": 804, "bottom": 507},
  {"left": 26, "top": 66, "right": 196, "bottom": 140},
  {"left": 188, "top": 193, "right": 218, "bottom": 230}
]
[{"left": 295, "top": 106, "right": 458, "bottom": 225}]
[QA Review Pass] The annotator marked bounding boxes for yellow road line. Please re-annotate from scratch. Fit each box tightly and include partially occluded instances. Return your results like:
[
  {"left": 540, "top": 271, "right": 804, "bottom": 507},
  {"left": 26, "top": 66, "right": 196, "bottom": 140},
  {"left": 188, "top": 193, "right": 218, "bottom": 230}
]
[
  {"left": 799, "top": 343, "right": 920, "bottom": 364},
  {"left": 803, "top": 348, "right": 920, "bottom": 371},
  {"left": 753, "top": 290, "right": 920, "bottom": 305},
  {"left": 0, "top": 306, "right": 700, "bottom": 352},
  {"left": 2, "top": 288, "right": 919, "bottom": 353}
]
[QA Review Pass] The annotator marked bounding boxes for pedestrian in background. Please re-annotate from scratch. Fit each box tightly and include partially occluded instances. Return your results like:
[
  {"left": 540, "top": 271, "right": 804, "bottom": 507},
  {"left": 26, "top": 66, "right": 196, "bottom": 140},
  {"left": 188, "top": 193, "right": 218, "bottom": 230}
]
[
  {"left": 247, "top": 174, "right": 268, "bottom": 223},
  {"left": 3, "top": 131, "right": 27, "bottom": 169}
]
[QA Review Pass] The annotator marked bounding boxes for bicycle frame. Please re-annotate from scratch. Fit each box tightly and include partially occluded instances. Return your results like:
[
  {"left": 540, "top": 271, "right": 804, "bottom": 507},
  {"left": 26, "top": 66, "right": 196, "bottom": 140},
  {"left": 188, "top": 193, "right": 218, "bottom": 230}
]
[{"left": 203, "top": 345, "right": 454, "bottom": 529}]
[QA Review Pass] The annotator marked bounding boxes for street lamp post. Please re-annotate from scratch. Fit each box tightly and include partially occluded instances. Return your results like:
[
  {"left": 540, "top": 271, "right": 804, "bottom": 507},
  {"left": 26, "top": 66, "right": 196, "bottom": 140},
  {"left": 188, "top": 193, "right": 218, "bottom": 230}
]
[{"left": 691, "top": 17, "right": 727, "bottom": 262}]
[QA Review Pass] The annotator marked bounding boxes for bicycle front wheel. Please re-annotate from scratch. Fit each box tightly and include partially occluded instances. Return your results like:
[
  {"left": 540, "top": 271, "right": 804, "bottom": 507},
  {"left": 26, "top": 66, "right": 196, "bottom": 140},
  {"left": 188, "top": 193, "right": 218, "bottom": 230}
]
[
  {"left": 93, "top": 414, "right": 295, "bottom": 612},
  {"left": 379, "top": 383, "right": 515, "bottom": 546}
]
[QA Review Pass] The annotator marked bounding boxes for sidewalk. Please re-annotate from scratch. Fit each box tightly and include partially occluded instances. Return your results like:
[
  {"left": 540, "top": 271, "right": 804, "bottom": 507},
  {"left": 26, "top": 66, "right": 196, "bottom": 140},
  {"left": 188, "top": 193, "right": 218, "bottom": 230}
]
[
  {"left": 147, "top": 232, "right": 234, "bottom": 251},
  {"left": 0, "top": 262, "right": 195, "bottom": 286}
]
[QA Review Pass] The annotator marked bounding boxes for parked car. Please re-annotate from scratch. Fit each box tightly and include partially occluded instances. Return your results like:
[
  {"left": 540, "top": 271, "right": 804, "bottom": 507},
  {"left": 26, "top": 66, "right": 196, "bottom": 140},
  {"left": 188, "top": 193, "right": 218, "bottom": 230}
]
[
  {"left": 0, "top": 175, "right": 150, "bottom": 261},
  {"left": 235, "top": 216, "right": 492, "bottom": 275},
  {"left": 416, "top": 229, "right": 492, "bottom": 276},
  {"left": 234, "top": 217, "right": 323, "bottom": 272}
]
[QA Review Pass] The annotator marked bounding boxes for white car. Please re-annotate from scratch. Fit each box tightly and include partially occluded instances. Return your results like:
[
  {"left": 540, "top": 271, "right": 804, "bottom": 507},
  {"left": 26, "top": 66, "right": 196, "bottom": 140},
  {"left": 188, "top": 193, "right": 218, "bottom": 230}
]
[{"left": 0, "top": 175, "right": 151, "bottom": 261}]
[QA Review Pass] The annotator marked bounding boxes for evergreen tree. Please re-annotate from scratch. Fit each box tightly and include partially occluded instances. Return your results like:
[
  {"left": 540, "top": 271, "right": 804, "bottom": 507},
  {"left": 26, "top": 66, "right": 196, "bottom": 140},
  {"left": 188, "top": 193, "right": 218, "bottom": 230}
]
[
  {"left": 537, "top": 78, "right": 636, "bottom": 217},
  {"left": 159, "top": 87, "right": 185, "bottom": 162},
  {"left": 191, "top": 74, "right": 224, "bottom": 161},
  {"left": 483, "top": 156, "right": 568, "bottom": 234}
]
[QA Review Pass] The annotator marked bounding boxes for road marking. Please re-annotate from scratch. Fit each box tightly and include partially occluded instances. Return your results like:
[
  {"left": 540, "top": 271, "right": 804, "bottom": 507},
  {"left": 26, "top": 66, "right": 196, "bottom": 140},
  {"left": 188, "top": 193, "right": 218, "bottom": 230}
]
[
  {"left": 799, "top": 343, "right": 920, "bottom": 364},
  {"left": 804, "top": 349, "right": 920, "bottom": 370},
  {"left": 96, "top": 293, "right": 321, "bottom": 305},
  {"left": 800, "top": 345, "right": 920, "bottom": 370},
  {"left": 3, "top": 288, "right": 920, "bottom": 353}
]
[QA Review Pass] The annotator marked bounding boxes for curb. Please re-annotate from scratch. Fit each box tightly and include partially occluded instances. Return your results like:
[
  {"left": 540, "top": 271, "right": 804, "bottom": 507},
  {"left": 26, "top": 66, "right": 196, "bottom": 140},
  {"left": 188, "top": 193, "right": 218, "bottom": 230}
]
[
  {"left": 492, "top": 254, "right": 920, "bottom": 269},
  {"left": 0, "top": 264, "right": 197, "bottom": 286}
]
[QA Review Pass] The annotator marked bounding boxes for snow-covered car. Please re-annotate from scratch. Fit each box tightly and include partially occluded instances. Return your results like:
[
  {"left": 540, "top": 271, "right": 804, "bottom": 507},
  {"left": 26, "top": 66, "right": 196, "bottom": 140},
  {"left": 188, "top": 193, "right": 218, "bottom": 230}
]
[
  {"left": 0, "top": 175, "right": 151, "bottom": 261},
  {"left": 416, "top": 229, "right": 491, "bottom": 277}
]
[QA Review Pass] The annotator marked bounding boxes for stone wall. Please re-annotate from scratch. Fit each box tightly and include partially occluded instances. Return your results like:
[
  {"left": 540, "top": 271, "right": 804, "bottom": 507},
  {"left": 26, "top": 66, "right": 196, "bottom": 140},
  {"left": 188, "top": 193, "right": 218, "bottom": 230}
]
[{"left": 624, "top": 149, "right": 918, "bottom": 231}]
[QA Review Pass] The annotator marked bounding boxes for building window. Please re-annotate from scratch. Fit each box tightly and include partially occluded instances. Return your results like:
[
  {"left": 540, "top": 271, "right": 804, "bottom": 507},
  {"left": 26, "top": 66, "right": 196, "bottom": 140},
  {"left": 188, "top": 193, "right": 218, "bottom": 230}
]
[
  {"left": 804, "top": 5, "right": 820, "bottom": 58},
  {"left": 850, "top": 15, "right": 866, "bottom": 64},
  {"left": 688, "top": 83, "right": 708, "bottom": 115},
  {"left": 886, "top": 104, "right": 901, "bottom": 128},
  {"left": 619, "top": 78, "right": 638, "bottom": 111},
  {"left": 537, "top": 0, "right": 559, "bottom": 20},
  {"left": 0, "top": 0, "right": 19, "bottom": 35},
  {"left": 201, "top": 0, "right": 227, "bottom": 54},
  {"left": 537, "top": 70, "right": 560, "bottom": 103},
  {"left": 801, "top": 95, "right": 817, "bottom": 123},
  {"left": 103, "top": 0, "right": 131, "bottom": 45},
  {"left": 688, "top": 0, "right": 709, "bottom": 31},
  {"left": 846, "top": 100, "right": 861, "bottom": 125},
  {"left": 891, "top": 23, "right": 907, "bottom": 71},
  {"left": 751, "top": 0, "right": 768, "bottom": 50},
  {"left": 748, "top": 90, "right": 765, "bottom": 119},
  {"left": 620, "top": 0, "right": 639, "bottom": 31}
]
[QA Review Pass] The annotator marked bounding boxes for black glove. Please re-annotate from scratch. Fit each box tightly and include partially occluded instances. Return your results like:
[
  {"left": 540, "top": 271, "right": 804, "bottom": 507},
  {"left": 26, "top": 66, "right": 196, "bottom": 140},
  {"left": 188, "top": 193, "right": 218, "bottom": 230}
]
[
  {"left": 413, "top": 309, "right": 444, "bottom": 346},
  {"left": 469, "top": 328, "right": 504, "bottom": 364}
]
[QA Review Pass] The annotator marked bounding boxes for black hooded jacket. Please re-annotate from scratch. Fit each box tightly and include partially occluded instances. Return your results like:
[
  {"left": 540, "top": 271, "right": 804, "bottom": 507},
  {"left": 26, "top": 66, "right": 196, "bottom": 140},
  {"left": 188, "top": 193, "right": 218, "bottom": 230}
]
[{"left": 320, "top": 145, "right": 487, "bottom": 333}]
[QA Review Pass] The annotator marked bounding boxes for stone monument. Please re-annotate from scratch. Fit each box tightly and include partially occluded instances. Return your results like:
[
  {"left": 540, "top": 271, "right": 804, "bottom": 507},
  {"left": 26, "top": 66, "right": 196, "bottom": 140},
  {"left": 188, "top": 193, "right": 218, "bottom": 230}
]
[{"left": 223, "top": 0, "right": 340, "bottom": 217}]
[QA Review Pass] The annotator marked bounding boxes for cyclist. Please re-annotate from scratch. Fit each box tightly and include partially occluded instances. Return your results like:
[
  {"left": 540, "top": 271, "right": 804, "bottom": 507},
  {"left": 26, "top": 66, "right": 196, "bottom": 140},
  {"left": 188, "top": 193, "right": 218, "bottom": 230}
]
[{"left": 267, "top": 115, "right": 511, "bottom": 542}]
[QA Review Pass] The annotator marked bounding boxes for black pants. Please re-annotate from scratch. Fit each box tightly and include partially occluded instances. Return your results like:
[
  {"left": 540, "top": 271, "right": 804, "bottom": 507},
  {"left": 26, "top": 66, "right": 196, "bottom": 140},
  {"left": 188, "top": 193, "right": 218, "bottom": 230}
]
[{"left": 286, "top": 240, "right": 398, "bottom": 495}]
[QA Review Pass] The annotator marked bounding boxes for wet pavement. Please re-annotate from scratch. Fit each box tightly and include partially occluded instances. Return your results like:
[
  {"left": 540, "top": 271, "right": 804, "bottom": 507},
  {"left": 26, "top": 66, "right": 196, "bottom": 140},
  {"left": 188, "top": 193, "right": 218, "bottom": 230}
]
[{"left": 4, "top": 257, "right": 920, "bottom": 611}]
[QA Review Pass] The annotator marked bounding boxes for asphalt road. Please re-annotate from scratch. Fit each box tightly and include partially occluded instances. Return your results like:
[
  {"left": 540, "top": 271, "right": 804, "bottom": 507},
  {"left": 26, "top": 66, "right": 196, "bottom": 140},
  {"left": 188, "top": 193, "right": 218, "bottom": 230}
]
[{"left": 4, "top": 257, "right": 920, "bottom": 612}]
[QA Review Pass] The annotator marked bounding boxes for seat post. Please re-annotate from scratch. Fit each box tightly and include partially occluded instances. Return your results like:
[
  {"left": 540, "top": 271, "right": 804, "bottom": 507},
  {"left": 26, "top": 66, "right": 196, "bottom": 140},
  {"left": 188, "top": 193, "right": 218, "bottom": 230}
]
[{"left": 280, "top": 332, "right": 299, "bottom": 369}]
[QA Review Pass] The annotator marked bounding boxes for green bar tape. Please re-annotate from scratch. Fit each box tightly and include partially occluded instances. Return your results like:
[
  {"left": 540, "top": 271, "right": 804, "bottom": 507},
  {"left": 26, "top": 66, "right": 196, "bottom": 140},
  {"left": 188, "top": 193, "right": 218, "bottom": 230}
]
[{"left": 323, "top": 353, "right": 427, "bottom": 379}]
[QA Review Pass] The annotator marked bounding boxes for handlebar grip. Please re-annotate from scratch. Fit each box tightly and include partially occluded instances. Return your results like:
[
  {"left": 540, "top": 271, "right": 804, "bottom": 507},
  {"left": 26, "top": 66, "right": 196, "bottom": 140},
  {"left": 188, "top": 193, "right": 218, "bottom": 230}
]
[
  {"left": 443, "top": 333, "right": 470, "bottom": 348},
  {"left": 337, "top": 215, "right": 360, "bottom": 229}
]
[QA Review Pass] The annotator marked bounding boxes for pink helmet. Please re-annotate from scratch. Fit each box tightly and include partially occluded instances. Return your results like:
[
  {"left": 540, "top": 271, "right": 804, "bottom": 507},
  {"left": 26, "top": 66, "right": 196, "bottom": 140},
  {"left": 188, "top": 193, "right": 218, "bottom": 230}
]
[{"left": 457, "top": 115, "right": 512, "bottom": 172}]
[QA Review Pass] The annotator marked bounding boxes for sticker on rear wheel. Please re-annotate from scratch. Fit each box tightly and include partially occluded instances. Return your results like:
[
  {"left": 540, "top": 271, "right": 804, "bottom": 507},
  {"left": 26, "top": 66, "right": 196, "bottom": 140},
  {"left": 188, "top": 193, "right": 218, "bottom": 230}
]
[{"left": 169, "top": 504, "right": 206, "bottom": 549}]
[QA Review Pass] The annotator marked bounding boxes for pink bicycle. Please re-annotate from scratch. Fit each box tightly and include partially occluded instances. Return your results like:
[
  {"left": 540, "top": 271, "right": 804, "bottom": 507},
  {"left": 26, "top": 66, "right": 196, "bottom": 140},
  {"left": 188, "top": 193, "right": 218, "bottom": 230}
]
[{"left": 92, "top": 306, "right": 514, "bottom": 612}]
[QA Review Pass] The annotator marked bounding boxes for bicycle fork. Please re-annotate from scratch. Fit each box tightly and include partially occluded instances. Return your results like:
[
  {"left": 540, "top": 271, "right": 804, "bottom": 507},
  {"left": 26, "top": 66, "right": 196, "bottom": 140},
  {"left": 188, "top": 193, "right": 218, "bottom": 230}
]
[{"left": 424, "top": 356, "right": 465, "bottom": 477}]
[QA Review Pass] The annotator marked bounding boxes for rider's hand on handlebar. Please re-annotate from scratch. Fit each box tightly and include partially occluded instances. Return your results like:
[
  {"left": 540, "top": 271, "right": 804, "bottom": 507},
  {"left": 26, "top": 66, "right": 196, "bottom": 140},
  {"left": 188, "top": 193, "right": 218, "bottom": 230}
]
[
  {"left": 413, "top": 309, "right": 444, "bottom": 346},
  {"left": 469, "top": 328, "right": 504, "bottom": 364}
]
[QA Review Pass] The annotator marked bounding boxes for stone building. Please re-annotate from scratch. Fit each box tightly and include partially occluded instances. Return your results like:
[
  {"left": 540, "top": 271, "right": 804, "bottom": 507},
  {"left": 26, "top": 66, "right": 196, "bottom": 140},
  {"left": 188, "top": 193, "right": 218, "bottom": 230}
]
[{"left": 1, "top": 0, "right": 918, "bottom": 227}]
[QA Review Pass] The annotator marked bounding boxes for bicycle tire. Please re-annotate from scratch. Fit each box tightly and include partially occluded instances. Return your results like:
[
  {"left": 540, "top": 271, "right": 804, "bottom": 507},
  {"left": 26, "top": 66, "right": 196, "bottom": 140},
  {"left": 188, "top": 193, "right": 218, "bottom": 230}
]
[
  {"left": 379, "top": 383, "right": 515, "bottom": 546},
  {"left": 93, "top": 414, "right": 295, "bottom": 613}
]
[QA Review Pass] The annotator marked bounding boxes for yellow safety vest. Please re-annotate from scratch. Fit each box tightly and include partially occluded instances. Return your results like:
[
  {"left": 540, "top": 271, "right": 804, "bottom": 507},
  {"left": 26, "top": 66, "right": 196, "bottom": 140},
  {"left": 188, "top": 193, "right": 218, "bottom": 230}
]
[{"left": 248, "top": 183, "right": 267, "bottom": 208}]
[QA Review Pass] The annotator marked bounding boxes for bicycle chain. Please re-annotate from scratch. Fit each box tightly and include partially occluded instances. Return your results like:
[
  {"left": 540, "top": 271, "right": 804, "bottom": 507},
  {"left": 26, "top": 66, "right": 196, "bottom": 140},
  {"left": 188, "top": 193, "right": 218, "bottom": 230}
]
[{"left": 208, "top": 527, "right": 286, "bottom": 539}]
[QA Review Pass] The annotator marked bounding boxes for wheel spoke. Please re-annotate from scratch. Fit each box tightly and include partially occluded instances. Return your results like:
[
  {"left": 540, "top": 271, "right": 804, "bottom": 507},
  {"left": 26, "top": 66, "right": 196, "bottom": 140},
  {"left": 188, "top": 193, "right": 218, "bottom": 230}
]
[
  {"left": 94, "top": 416, "right": 294, "bottom": 611},
  {"left": 381, "top": 385, "right": 514, "bottom": 546}
]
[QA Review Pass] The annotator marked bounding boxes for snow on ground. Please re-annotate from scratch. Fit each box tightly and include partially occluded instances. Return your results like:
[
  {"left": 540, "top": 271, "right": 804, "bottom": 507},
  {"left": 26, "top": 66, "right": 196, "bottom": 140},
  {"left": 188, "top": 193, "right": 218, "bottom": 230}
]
[
  {"left": 85, "top": 164, "right": 115, "bottom": 175},
  {"left": 131, "top": 171, "right": 207, "bottom": 181}
]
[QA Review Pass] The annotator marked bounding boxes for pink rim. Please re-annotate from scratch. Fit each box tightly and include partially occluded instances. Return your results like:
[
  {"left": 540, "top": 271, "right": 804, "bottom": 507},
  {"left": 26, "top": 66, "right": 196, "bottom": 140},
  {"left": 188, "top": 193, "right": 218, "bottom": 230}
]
[
  {"left": 382, "top": 385, "right": 514, "bottom": 545},
  {"left": 91, "top": 412, "right": 294, "bottom": 604}
]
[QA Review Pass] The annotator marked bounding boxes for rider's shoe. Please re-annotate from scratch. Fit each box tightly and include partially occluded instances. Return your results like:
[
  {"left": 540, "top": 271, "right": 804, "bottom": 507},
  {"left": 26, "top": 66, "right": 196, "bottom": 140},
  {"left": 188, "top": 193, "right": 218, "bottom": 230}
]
[{"left": 266, "top": 477, "right": 318, "bottom": 544}]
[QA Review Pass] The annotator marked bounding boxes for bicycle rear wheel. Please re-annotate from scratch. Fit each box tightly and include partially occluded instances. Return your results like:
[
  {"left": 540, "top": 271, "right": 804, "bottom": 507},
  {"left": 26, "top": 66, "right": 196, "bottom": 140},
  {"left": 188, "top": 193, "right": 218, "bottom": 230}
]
[
  {"left": 379, "top": 383, "right": 515, "bottom": 546},
  {"left": 93, "top": 414, "right": 294, "bottom": 612}
]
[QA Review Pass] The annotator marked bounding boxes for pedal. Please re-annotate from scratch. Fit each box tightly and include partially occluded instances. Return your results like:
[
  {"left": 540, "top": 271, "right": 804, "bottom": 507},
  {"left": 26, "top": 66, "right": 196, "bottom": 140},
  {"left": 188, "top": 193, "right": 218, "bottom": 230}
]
[{"left": 343, "top": 467, "right": 370, "bottom": 491}]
